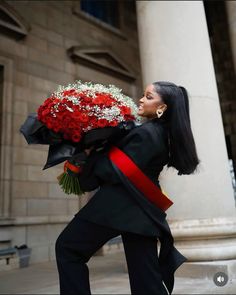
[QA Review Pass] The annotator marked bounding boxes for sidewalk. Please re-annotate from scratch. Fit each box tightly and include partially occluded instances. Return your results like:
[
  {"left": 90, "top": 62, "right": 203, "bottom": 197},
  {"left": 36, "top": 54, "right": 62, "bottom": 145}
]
[{"left": 0, "top": 251, "right": 235, "bottom": 294}]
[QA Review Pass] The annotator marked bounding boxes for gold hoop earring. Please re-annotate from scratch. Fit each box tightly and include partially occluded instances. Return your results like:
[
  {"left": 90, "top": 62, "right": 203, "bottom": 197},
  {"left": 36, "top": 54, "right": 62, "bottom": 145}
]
[{"left": 156, "top": 109, "right": 163, "bottom": 118}]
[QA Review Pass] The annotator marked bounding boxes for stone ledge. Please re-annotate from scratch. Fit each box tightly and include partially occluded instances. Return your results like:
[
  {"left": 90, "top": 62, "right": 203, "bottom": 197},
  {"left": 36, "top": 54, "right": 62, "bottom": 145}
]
[
  {"left": 0, "top": 215, "right": 73, "bottom": 226},
  {"left": 175, "top": 259, "right": 236, "bottom": 280},
  {"left": 170, "top": 216, "right": 236, "bottom": 239}
]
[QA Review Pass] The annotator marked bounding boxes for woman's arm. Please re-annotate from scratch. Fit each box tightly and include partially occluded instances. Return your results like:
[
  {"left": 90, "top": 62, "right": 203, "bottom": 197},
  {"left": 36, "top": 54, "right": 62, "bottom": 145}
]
[
  {"left": 74, "top": 146, "right": 120, "bottom": 192},
  {"left": 76, "top": 125, "right": 167, "bottom": 192}
]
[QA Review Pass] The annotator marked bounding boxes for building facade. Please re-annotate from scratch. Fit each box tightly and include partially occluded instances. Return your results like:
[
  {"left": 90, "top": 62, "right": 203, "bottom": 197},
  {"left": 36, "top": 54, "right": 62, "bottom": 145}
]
[
  {"left": 0, "top": 0, "right": 235, "bottom": 272},
  {"left": 0, "top": 0, "right": 142, "bottom": 264}
]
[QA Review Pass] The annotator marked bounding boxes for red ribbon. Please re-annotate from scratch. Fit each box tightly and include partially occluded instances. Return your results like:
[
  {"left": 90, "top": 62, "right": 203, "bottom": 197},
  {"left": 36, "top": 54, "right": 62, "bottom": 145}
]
[
  {"left": 64, "top": 160, "right": 82, "bottom": 174},
  {"left": 108, "top": 146, "right": 173, "bottom": 212}
]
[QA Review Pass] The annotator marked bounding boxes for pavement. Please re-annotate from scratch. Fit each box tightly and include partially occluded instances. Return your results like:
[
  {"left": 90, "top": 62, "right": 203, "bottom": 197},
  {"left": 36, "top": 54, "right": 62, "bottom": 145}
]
[{"left": 0, "top": 251, "right": 235, "bottom": 294}]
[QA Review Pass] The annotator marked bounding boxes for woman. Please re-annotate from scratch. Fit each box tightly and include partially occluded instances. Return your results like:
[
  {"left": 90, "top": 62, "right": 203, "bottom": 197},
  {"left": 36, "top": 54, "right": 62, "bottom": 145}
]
[{"left": 55, "top": 81, "right": 200, "bottom": 295}]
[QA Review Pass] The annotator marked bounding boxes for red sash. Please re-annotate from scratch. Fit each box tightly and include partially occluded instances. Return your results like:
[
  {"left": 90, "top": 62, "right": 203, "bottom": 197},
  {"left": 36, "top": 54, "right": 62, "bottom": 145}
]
[{"left": 108, "top": 146, "right": 173, "bottom": 212}]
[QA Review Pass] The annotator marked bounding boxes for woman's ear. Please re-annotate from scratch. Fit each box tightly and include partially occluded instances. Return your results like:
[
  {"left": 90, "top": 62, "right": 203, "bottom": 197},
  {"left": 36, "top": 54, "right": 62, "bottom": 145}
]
[
  {"left": 157, "top": 104, "right": 167, "bottom": 113},
  {"left": 162, "top": 104, "right": 168, "bottom": 112}
]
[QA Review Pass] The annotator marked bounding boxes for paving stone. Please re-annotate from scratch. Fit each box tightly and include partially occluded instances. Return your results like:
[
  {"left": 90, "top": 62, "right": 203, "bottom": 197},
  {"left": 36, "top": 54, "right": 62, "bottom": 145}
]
[{"left": 0, "top": 252, "right": 235, "bottom": 294}]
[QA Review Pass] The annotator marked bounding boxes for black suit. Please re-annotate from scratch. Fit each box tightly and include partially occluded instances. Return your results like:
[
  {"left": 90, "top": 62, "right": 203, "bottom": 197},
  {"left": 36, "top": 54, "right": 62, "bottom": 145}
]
[{"left": 55, "top": 117, "right": 187, "bottom": 294}]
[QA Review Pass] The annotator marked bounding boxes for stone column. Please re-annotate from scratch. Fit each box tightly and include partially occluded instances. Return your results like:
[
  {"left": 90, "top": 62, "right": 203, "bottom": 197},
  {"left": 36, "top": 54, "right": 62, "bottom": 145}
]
[
  {"left": 226, "top": 1, "right": 236, "bottom": 73},
  {"left": 136, "top": 0, "right": 236, "bottom": 273}
]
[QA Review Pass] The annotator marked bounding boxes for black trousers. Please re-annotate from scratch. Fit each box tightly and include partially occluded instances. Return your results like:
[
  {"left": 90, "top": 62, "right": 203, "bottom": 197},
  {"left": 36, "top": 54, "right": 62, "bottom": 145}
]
[{"left": 55, "top": 214, "right": 169, "bottom": 295}]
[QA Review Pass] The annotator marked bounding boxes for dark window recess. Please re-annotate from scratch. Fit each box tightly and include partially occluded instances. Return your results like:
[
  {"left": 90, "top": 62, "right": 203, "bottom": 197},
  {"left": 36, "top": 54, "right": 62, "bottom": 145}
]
[
  {"left": 0, "top": 10, "right": 19, "bottom": 26},
  {"left": 80, "top": 0, "right": 120, "bottom": 28}
]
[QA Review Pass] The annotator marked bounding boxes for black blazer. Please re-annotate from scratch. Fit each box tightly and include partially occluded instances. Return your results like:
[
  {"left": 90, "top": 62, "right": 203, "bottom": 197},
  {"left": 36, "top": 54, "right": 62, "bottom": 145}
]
[
  {"left": 76, "top": 117, "right": 187, "bottom": 294},
  {"left": 78, "top": 117, "right": 169, "bottom": 191}
]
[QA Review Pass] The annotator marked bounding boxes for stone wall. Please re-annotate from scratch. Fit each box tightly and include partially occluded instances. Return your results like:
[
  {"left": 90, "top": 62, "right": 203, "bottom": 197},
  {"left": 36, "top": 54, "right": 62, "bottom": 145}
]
[{"left": 0, "top": 0, "right": 142, "bottom": 263}]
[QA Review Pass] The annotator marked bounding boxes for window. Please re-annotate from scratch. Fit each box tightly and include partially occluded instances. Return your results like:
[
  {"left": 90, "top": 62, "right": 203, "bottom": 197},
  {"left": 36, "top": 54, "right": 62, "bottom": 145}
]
[{"left": 80, "top": 0, "right": 120, "bottom": 28}]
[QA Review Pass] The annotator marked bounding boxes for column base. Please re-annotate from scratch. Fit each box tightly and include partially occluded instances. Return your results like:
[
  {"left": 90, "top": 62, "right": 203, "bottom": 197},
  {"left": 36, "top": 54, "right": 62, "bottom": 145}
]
[
  {"left": 170, "top": 216, "right": 236, "bottom": 280},
  {"left": 171, "top": 216, "right": 236, "bottom": 259},
  {"left": 176, "top": 259, "right": 236, "bottom": 280}
]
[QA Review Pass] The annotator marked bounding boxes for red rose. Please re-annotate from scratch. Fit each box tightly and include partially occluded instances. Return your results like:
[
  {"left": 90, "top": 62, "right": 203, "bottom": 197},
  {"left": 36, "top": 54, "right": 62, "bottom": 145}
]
[
  {"left": 89, "top": 116, "right": 97, "bottom": 128},
  {"left": 93, "top": 97, "right": 104, "bottom": 105},
  {"left": 72, "top": 129, "right": 82, "bottom": 142},
  {"left": 46, "top": 120, "right": 53, "bottom": 129},
  {"left": 69, "top": 121, "right": 77, "bottom": 129},
  {"left": 63, "top": 89, "right": 76, "bottom": 96},
  {"left": 52, "top": 124, "right": 61, "bottom": 133},
  {"left": 42, "top": 109, "right": 50, "bottom": 116},
  {"left": 97, "top": 118, "right": 109, "bottom": 128},
  {"left": 57, "top": 104, "right": 66, "bottom": 112},
  {"left": 104, "top": 99, "right": 114, "bottom": 107},
  {"left": 78, "top": 113, "right": 89, "bottom": 123},
  {"left": 124, "top": 114, "right": 135, "bottom": 121},
  {"left": 109, "top": 120, "right": 118, "bottom": 127},
  {"left": 120, "top": 105, "right": 131, "bottom": 116},
  {"left": 82, "top": 96, "right": 92, "bottom": 103}
]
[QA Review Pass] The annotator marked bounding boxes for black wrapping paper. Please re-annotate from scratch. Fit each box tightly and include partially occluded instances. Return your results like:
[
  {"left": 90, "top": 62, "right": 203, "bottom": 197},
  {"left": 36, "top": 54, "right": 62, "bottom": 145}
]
[{"left": 19, "top": 112, "right": 138, "bottom": 170}]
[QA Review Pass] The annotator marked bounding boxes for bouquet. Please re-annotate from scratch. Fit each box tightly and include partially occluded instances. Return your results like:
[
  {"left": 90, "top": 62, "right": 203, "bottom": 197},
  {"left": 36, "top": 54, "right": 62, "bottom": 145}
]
[{"left": 20, "top": 80, "right": 141, "bottom": 195}]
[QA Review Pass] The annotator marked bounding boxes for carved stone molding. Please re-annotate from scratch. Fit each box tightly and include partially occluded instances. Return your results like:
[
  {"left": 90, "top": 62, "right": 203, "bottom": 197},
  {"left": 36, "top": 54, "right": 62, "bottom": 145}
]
[
  {"left": 0, "top": 1, "right": 30, "bottom": 40},
  {"left": 67, "top": 46, "right": 136, "bottom": 82}
]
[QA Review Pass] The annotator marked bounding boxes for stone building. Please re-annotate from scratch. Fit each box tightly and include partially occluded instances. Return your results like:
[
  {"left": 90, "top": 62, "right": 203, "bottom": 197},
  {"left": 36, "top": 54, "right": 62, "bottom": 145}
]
[
  {"left": 0, "top": 0, "right": 235, "bottom": 278},
  {"left": 0, "top": 0, "right": 142, "bottom": 264}
]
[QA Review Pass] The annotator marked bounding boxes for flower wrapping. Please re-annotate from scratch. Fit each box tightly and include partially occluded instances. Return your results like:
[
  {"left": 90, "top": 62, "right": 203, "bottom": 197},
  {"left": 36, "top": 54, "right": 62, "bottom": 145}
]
[{"left": 20, "top": 80, "right": 141, "bottom": 195}]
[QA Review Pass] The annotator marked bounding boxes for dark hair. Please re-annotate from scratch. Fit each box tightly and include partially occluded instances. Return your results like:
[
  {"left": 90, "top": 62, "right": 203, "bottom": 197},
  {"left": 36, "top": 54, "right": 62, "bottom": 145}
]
[{"left": 152, "top": 81, "right": 201, "bottom": 175}]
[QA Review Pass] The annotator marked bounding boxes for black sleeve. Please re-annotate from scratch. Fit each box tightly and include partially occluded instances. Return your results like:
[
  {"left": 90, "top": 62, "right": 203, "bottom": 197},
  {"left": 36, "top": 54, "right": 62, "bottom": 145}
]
[
  {"left": 77, "top": 126, "right": 167, "bottom": 191},
  {"left": 117, "top": 126, "right": 167, "bottom": 170},
  {"left": 76, "top": 148, "right": 121, "bottom": 192},
  {"left": 76, "top": 151, "right": 101, "bottom": 192}
]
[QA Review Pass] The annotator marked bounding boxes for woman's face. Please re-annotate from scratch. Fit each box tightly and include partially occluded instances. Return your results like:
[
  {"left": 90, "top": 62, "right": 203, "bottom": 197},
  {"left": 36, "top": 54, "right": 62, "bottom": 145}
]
[{"left": 138, "top": 84, "right": 167, "bottom": 118}]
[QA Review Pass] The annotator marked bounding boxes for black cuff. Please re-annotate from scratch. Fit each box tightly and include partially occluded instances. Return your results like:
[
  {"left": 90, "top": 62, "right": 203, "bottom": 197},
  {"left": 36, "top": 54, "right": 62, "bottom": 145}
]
[{"left": 68, "top": 151, "right": 88, "bottom": 165}]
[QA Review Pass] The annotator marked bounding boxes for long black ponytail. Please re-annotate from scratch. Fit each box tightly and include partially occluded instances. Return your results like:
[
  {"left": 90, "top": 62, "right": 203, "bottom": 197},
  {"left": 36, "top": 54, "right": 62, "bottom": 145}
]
[{"left": 152, "top": 81, "right": 200, "bottom": 175}]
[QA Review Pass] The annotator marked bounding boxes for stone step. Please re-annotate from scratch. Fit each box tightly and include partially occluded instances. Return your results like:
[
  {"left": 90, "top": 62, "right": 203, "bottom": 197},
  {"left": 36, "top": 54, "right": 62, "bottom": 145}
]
[{"left": 176, "top": 260, "right": 236, "bottom": 280}]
